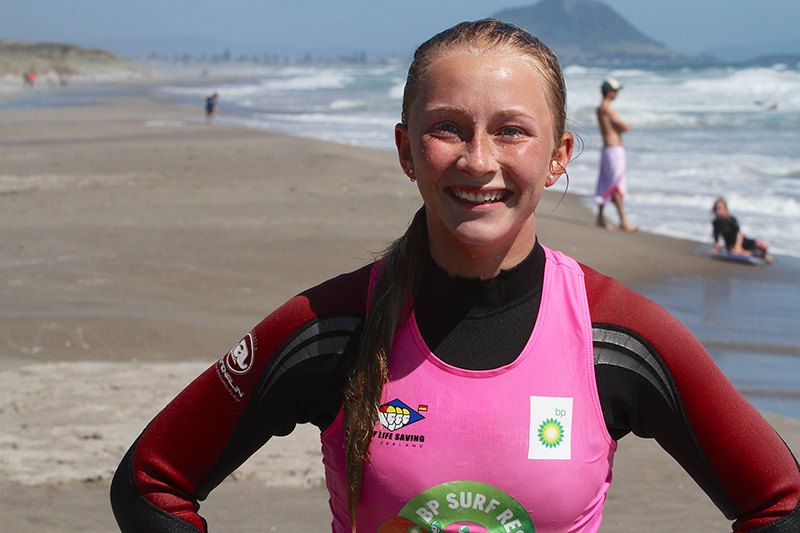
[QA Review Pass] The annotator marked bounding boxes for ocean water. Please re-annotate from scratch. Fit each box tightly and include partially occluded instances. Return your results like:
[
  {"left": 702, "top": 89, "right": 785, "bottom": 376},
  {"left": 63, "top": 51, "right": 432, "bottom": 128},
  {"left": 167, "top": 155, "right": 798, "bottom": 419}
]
[
  {"left": 156, "top": 61, "right": 800, "bottom": 259},
  {"left": 632, "top": 255, "right": 800, "bottom": 420}
]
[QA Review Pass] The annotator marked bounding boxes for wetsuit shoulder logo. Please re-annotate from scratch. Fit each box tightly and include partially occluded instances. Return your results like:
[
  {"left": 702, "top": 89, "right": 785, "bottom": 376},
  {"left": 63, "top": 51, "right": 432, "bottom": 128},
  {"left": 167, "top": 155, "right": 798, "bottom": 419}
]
[{"left": 224, "top": 332, "right": 255, "bottom": 375}]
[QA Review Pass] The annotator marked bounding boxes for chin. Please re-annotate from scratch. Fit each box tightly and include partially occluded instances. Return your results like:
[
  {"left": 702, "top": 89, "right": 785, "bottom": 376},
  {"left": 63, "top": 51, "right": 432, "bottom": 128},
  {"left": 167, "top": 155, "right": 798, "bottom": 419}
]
[{"left": 450, "top": 222, "right": 518, "bottom": 248}]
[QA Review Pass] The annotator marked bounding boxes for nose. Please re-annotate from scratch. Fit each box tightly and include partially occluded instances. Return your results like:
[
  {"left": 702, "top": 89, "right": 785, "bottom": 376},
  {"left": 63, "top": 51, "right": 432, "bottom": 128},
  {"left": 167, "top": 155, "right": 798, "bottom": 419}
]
[{"left": 456, "top": 133, "right": 497, "bottom": 177}]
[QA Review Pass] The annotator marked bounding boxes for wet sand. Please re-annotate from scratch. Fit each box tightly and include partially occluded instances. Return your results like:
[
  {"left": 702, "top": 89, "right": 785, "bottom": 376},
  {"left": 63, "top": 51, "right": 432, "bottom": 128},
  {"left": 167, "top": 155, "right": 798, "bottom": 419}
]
[{"left": 1, "top": 88, "right": 798, "bottom": 532}]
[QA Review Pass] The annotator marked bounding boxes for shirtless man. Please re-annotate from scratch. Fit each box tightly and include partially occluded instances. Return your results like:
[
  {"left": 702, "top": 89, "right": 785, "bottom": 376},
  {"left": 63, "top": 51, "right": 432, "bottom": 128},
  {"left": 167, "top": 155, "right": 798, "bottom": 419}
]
[{"left": 594, "top": 77, "right": 637, "bottom": 231}]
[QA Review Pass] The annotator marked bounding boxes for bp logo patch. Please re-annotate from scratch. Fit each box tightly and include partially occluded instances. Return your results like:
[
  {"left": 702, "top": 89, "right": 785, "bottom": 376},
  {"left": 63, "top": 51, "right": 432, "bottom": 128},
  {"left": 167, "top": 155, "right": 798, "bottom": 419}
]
[
  {"left": 528, "top": 396, "right": 572, "bottom": 460},
  {"left": 537, "top": 419, "right": 565, "bottom": 448}
]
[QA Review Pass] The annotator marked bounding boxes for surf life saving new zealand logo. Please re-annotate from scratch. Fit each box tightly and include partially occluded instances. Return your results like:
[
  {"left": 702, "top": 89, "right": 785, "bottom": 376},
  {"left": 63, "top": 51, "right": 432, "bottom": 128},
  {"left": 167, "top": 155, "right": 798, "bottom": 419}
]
[
  {"left": 216, "top": 332, "right": 255, "bottom": 402},
  {"left": 374, "top": 398, "right": 427, "bottom": 447}
]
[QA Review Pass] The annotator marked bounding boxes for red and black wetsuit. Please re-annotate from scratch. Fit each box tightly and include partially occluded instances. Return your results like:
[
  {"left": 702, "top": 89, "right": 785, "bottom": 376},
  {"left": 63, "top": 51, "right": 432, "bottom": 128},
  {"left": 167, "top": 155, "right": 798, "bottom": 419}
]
[{"left": 110, "top": 242, "right": 800, "bottom": 532}]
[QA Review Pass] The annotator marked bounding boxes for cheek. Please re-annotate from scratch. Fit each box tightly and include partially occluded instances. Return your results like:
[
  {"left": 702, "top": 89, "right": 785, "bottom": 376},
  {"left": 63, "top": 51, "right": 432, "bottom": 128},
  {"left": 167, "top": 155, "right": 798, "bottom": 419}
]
[
  {"left": 417, "top": 138, "right": 449, "bottom": 164},
  {"left": 415, "top": 139, "right": 457, "bottom": 180},
  {"left": 512, "top": 146, "right": 553, "bottom": 184}
]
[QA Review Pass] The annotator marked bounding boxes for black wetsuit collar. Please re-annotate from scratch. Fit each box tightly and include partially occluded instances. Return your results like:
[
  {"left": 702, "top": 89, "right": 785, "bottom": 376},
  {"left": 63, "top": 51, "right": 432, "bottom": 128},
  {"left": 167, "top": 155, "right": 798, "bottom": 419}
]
[{"left": 413, "top": 242, "right": 546, "bottom": 370}]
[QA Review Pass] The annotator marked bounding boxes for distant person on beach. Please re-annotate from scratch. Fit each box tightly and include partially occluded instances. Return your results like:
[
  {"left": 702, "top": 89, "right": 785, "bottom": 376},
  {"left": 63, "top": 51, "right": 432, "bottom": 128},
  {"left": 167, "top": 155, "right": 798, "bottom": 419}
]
[
  {"left": 594, "top": 77, "right": 637, "bottom": 231},
  {"left": 712, "top": 197, "right": 773, "bottom": 263},
  {"left": 111, "top": 20, "right": 800, "bottom": 533},
  {"left": 205, "top": 92, "right": 218, "bottom": 124},
  {"left": 23, "top": 70, "right": 35, "bottom": 89}
]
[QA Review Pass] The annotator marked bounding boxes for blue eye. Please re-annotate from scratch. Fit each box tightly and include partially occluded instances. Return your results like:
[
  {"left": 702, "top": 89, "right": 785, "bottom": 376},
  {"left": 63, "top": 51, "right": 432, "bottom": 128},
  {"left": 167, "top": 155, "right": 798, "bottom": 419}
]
[
  {"left": 436, "top": 123, "right": 459, "bottom": 133},
  {"left": 501, "top": 126, "right": 522, "bottom": 136}
]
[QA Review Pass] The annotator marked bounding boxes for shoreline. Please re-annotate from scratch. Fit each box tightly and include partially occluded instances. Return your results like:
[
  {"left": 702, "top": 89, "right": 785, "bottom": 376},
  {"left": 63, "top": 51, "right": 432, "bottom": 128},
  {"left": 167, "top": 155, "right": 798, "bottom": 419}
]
[{"left": 1, "top": 82, "right": 799, "bottom": 532}]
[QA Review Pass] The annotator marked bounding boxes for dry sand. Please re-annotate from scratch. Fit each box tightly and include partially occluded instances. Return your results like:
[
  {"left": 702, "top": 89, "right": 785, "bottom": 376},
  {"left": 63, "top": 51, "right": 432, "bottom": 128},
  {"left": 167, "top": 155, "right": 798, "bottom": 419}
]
[{"left": 1, "top": 88, "right": 798, "bottom": 532}]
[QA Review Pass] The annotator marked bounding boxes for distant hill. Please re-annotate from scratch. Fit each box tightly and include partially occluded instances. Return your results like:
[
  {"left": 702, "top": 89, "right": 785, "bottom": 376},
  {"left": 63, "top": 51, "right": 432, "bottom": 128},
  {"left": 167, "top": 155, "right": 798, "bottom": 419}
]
[
  {"left": 0, "top": 40, "right": 147, "bottom": 76},
  {"left": 735, "top": 54, "right": 800, "bottom": 68},
  {"left": 494, "top": 0, "right": 715, "bottom": 66}
]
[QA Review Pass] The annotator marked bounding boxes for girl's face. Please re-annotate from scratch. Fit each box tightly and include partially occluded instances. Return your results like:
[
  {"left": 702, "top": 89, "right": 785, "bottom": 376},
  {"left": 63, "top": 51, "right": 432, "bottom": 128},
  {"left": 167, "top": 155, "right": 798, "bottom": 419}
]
[
  {"left": 714, "top": 201, "right": 729, "bottom": 218},
  {"left": 396, "top": 48, "right": 572, "bottom": 277}
]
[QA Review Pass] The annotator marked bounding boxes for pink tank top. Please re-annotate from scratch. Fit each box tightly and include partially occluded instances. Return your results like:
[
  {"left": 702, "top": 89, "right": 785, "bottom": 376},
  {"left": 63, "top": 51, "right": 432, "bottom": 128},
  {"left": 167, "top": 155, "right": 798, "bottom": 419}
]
[{"left": 321, "top": 246, "right": 616, "bottom": 533}]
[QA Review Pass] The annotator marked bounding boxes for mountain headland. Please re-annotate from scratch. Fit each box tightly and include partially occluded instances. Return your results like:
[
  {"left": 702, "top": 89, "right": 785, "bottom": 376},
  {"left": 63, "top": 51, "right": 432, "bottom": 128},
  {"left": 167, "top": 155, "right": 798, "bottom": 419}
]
[{"left": 494, "top": 0, "right": 717, "bottom": 66}]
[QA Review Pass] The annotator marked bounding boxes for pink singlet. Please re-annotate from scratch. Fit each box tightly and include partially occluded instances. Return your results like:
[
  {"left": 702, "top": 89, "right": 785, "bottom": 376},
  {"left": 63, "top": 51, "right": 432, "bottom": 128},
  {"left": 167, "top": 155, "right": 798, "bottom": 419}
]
[{"left": 321, "top": 247, "right": 616, "bottom": 533}]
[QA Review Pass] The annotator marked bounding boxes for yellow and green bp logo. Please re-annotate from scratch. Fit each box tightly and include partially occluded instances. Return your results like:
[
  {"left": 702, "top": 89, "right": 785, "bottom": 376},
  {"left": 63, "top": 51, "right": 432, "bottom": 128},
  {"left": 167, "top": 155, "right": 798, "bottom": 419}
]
[{"left": 537, "top": 418, "right": 564, "bottom": 448}]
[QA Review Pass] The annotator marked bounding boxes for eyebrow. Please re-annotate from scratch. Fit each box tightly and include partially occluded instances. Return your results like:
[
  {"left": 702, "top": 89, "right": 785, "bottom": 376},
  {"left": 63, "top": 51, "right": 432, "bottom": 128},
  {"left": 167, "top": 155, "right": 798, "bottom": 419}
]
[{"left": 423, "top": 105, "right": 535, "bottom": 120}]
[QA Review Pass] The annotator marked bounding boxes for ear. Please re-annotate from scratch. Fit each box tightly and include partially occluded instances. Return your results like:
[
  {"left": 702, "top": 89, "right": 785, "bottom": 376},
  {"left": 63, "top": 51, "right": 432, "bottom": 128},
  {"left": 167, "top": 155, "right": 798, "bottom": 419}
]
[
  {"left": 547, "top": 132, "right": 574, "bottom": 186},
  {"left": 395, "top": 123, "right": 415, "bottom": 177}
]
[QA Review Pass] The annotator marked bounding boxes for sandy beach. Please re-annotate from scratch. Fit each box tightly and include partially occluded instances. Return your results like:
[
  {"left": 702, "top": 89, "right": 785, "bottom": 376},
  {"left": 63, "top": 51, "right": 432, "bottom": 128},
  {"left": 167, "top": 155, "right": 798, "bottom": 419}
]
[{"left": 1, "top": 85, "right": 798, "bottom": 532}]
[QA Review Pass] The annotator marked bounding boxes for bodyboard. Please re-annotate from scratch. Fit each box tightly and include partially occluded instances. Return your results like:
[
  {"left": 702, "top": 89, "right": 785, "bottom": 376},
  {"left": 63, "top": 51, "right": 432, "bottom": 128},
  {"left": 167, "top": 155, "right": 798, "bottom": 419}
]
[{"left": 711, "top": 251, "right": 767, "bottom": 265}]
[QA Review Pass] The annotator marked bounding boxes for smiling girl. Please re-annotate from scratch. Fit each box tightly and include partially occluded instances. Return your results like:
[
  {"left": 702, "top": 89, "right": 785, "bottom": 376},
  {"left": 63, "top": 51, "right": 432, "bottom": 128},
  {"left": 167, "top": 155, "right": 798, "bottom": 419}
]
[{"left": 111, "top": 20, "right": 799, "bottom": 533}]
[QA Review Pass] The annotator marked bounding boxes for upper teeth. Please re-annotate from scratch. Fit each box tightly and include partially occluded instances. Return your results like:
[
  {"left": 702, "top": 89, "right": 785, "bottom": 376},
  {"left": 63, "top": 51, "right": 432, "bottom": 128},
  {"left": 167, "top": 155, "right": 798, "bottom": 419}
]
[{"left": 454, "top": 189, "right": 505, "bottom": 203}]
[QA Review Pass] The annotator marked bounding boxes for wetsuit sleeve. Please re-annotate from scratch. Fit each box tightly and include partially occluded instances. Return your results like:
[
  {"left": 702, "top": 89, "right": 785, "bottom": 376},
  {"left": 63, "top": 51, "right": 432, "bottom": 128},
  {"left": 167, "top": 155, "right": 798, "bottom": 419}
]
[
  {"left": 713, "top": 219, "right": 722, "bottom": 244},
  {"left": 110, "top": 265, "right": 371, "bottom": 532},
  {"left": 581, "top": 264, "right": 800, "bottom": 532}
]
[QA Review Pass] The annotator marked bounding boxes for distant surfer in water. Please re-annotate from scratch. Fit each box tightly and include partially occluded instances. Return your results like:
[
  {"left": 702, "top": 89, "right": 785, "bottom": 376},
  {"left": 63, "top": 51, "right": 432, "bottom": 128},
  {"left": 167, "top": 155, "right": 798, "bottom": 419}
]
[
  {"left": 594, "top": 77, "right": 637, "bottom": 231},
  {"left": 712, "top": 197, "right": 773, "bottom": 263}
]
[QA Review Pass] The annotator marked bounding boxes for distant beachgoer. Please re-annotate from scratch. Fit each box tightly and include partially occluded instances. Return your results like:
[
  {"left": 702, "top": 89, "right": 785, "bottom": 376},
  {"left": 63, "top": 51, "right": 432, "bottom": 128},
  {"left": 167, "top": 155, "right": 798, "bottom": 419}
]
[
  {"left": 594, "top": 77, "right": 637, "bottom": 231},
  {"left": 712, "top": 198, "right": 773, "bottom": 263},
  {"left": 205, "top": 92, "right": 219, "bottom": 124},
  {"left": 110, "top": 19, "right": 799, "bottom": 533},
  {"left": 23, "top": 70, "right": 36, "bottom": 89},
  {"left": 754, "top": 100, "right": 778, "bottom": 111}
]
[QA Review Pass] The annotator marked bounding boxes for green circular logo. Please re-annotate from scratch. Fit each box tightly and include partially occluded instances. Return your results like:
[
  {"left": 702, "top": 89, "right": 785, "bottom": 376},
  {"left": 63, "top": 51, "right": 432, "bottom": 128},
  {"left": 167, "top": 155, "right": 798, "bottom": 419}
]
[{"left": 384, "top": 480, "right": 535, "bottom": 533}]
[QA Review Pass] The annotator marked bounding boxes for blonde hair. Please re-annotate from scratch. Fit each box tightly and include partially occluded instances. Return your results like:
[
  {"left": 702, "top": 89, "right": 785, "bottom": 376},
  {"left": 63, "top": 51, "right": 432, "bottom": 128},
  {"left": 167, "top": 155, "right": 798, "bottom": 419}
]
[
  {"left": 401, "top": 19, "right": 568, "bottom": 153},
  {"left": 343, "top": 19, "right": 568, "bottom": 530}
]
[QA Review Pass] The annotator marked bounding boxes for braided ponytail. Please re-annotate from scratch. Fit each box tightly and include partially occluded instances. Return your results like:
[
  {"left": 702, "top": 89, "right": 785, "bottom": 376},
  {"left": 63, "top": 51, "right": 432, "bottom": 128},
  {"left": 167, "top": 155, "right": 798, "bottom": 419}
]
[{"left": 344, "top": 206, "right": 427, "bottom": 530}]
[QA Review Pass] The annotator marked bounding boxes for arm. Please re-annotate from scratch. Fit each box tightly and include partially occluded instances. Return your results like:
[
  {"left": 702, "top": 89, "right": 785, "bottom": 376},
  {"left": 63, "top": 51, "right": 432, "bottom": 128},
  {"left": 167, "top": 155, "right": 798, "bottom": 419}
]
[
  {"left": 606, "top": 107, "right": 630, "bottom": 134},
  {"left": 110, "top": 265, "right": 371, "bottom": 532},
  {"left": 582, "top": 264, "right": 800, "bottom": 532},
  {"left": 598, "top": 103, "right": 629, "bottom": 133},
  {"left": 597, "top": 103, "right": 629, "bottom": 146},
  {"left": 712, "top": 220, "right": 722, "bottom": 252}
]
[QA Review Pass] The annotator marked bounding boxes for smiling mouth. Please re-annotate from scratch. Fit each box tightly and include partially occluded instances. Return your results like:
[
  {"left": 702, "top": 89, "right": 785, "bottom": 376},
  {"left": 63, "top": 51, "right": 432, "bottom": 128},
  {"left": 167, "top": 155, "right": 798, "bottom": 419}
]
[{"left": 450, "top": 187, "right": 509, "bottom": 205}]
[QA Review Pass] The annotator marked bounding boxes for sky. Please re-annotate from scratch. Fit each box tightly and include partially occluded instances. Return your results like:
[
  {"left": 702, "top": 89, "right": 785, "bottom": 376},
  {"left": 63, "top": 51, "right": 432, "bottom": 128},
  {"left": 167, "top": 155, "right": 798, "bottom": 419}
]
[{"left": 2, "top": 0, "right": 799, "bottom": 61}]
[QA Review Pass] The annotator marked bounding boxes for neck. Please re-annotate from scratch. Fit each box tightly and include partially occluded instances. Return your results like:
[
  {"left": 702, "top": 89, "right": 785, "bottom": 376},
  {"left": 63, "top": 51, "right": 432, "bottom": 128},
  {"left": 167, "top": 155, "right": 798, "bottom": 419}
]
[
  {"left": 427, "top": 227, "right": 537, "bottom": 280},
  {"left": 414, "top": 242, "right": 545, "bottom": 369}
]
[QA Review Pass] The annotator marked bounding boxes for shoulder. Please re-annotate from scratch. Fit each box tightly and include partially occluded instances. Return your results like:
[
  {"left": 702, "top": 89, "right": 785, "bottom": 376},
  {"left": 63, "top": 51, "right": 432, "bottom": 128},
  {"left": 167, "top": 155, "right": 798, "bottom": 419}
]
[
  {"left": 578, "top": 263, "right": 703, "bottom": 354},
  {"left": 297, "top": 263, "right": 373, "bottom": 314},
  {"left": 250, "top": 263, "right": 372, "bottom": 355},
  {"left": 579, "top": 262, "right": 650, "bottom": 314}
]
